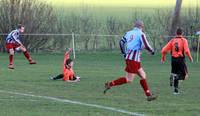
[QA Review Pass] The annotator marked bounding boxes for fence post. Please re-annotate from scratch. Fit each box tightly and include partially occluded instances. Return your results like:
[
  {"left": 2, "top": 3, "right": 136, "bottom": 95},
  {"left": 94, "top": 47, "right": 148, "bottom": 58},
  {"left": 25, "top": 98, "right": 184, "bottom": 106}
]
[
  {"left": 197, "top": 35, "right": 200, "bottom": 63},
  {"left": 72, "top": 32, "right": 76, "bottom": 59}
]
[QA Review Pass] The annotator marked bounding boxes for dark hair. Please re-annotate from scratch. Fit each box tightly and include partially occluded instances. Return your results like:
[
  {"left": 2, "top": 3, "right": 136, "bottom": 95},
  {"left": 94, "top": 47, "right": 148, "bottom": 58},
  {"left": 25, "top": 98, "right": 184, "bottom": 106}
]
[
  {"left": 66, "top": 58, "right": 73, "bottom": 65},
  {"left": 176, "top": 28, "right": 183, "bottom": 35},
  {"left": 16, "top": 24, "right": 25, "bottom": 29}
]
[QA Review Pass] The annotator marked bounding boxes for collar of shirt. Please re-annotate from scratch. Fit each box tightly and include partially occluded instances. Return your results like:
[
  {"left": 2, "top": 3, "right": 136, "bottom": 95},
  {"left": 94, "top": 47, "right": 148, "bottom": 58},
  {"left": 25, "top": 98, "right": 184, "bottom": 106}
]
[
  {"left": 133, "top": 27, "right": 142, "bottom": 31},
  {"left": 175, "top": 35, "right": 183, "bottom": 38}
]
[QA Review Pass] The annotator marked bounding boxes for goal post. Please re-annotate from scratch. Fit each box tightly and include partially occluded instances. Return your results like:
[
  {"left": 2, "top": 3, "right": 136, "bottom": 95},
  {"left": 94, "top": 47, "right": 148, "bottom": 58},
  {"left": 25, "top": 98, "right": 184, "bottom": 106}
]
[{"left": 72, "top": 32, "right": 76, "bottom": 59}]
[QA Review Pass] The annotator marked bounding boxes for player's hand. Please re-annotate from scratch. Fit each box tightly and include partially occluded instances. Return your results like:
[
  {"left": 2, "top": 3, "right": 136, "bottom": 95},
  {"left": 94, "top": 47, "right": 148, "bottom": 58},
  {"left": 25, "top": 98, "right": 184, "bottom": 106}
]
[
  {"left": 185, "top": 74, "right": 189, "bottom": 80},
  {"left": 190, "top": 58, "right": 193, "bottom": 63},
  {"left": 123, "top": 54, "right": 126, "bottom": 58},
  {"left": 68, "top": 48, "right": 73, "bottom": 52},
  {"left": 76, "top": 76, "right": 81, "bottom": 82},
  {"left": 65, "top": 48, "right": 73, "bottom": 55},
  {"left": 161, "top": 56, "right": 165, "bottom": 64},
  {"left": 76, "top": 76, "right": 81, "bottom": 79}
]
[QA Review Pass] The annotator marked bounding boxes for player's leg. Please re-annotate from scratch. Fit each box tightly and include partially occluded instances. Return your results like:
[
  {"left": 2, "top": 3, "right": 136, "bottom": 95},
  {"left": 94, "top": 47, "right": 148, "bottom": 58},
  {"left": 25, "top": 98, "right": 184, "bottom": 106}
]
[
  {"left": 173, "top": 74, "right": 179, "bottom": 94},
  {"left": 104, "top": 73, "right": 135, "bottom": 94},
  {"left": 171, "top": 57, "right": 179, "bottom": 94},
  {"left": 20, "top": 45, "right": 36, "bottom": 64},
  {"left": 107, "top": 73, "right": 135, "bottom": 87},
  {"left": 49, "top": 74, "right": 64, "bottom": 80},
  {"left": 137, "top": 68, "right": 157, "bottom": 101},
  {"left": 173, "top": 59, "right": 188, "bottom": 95},
  {"left": 5, "top": 43, "right": 15, "bottom": 69},
  {"left": 66, "top": 76, "right": 81, "bottom": 82},
  {"left": 8, "top": 48, "right": 15, "bottom": 69},
  {"left": 104, "top": 60, "right": 138, "bottom": 94},
  {"left": 171, "top": 57, "right": 184, "bottom": 94},
  {"left": 72, "top": 76, "right": 81, "bottom": 82},
  {"left": 137, "top": 68, "right": 151, "bottom": 96},
  {"left": 106, "top": 59, "right": 139, "bottom": 87},
  {"left": 179, "top": 60, "right": 188, "bottom": 80},
  {"left": 104, "top": 60, "right": 128, "bottom": 94},
  {"left": 169, "top": 74, "right": 174, "bottom": 86},
  {"left": 74, "top": 77, "right": 81, "bottom": 82},
  {"left": 170, "top": 73, "right": 180, "bottom": 94},
  {"left": 106, "top": 74, "right": 133, "bottom": 87}
]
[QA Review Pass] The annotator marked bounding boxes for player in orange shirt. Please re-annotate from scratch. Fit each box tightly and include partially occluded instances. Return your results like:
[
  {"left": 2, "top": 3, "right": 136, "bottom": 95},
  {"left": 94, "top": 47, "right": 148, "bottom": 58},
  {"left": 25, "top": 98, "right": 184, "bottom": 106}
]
[
  {"left": 49, "top": 48, "right": 80, "bottom": 82},
  {"left": 161, "top": 28, "right": 193, "bottom": 94}
]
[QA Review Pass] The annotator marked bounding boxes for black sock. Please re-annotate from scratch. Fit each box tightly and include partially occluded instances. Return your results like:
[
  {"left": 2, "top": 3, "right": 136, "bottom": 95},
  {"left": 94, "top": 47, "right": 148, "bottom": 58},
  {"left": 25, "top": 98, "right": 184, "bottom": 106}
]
[
  {"left": 53, "top": 74, "right": 64, "bottom": 80},
  {"left": 174, "top": 78, "right": 179, "bottom": 92}
]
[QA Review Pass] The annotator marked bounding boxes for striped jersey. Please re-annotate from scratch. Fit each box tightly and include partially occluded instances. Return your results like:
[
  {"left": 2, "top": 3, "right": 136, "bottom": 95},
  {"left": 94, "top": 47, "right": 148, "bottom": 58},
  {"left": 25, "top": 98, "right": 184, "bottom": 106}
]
[
  {"left": 6, "top": 29, "right": 21, "bottom": 44},
  {"left": 119, "top": 27, "right": 154, "bottom": 62}
]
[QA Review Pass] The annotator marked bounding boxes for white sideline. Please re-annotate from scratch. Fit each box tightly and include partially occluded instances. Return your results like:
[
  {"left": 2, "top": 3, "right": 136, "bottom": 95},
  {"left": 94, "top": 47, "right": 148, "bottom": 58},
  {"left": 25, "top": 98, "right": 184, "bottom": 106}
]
[{"left": 0, "top": 90, "right": 145, "bottom": 116}]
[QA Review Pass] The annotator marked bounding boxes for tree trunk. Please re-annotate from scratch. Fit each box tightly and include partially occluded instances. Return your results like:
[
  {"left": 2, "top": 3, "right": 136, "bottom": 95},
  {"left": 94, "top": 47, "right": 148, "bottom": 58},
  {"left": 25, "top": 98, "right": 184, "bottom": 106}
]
[{"left": 170, "top": 0, "right": 183, "bottom": 36}]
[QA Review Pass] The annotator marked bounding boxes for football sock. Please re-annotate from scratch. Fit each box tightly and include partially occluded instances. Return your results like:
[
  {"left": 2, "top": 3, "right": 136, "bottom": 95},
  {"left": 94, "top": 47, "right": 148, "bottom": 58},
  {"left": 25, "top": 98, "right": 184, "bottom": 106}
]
[
  {"left": 23, "top": 51, "right": 31, "bottom": 61},
  {"left": 9, "top": 55, "right": 13, "bottom": 65},
  {"left": 174, "top": 78, "right": 179, "bottom": 92},
  {"left": 109, "top": 77, "right": 128, "bottom": 87},
  {"left": 140, "top": 79, "right": 151, "bottom": 96},
  {"left": 53, "top": 74, "right": 64, "bottom": 80}
]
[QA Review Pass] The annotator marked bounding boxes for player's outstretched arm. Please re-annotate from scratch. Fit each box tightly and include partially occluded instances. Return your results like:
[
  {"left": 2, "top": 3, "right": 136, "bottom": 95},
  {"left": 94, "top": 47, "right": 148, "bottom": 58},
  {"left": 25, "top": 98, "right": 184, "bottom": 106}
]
[
  {"left": 63, "top": 48, "right": 73, "bottom": 68},
  {"left": 64, "top": 48, "right": 73, "bottom": 59},
  {"left": 66, "top": 48, "right": 73, "bottom": 55}
]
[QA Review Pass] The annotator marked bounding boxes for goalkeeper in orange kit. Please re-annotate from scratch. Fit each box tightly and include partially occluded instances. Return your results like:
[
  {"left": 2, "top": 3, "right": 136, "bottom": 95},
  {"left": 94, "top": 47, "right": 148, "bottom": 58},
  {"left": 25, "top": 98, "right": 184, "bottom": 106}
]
[{"left": 49, "top": 48, "right": 80, "bottom": 82}]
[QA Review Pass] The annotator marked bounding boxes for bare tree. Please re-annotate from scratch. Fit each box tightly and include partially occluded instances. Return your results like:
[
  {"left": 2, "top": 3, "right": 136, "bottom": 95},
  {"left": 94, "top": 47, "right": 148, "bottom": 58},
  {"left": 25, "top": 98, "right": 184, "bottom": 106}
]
[
  {"left": 170, "top": 0, "right": 183, "bottom": 36},
  {"left": 79, "top": 8, "right": 94, "bottom": 50},
  {"left": 106, "top": 16, "right": 123, "bottom": 49},
  {"left": 54, "top": 13, "right": 81, "bottom": 51},
  {"left": 92, "top": 18, "right": 101, "bottom": 50}
]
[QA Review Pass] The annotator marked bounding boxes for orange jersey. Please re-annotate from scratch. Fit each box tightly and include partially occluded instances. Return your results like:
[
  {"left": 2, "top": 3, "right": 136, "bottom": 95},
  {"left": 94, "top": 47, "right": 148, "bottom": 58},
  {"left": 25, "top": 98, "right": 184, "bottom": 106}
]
[
  {"left": 161, "top": 36, "right": 193, "bottom": 61},
  {"left": 63, "top": 52, "right": 74, "bottom": 81}
]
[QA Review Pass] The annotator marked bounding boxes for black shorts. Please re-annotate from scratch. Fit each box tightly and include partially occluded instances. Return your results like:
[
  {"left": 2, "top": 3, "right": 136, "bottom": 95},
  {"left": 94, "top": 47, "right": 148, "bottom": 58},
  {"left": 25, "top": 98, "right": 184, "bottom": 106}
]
[{"left": 171, "top": 57, "right": 188, "bottom": 80}]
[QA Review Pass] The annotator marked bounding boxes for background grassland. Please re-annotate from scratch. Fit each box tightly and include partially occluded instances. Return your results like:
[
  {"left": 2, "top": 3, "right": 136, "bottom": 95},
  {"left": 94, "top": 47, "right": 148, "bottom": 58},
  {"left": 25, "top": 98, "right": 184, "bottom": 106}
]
[
  {"left": 44, "top": 0, "right": 196, "bottom": 8},
  {"left": 43, "top": 0, "right": 199, "bottom": 20}
]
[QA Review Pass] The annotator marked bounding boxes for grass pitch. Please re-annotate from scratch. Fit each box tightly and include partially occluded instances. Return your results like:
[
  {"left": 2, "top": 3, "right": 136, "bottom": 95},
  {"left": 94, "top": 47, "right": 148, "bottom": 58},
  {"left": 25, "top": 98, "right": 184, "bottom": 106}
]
[{"left": 0, "top": 51, "right": 199, "bottom": 116}]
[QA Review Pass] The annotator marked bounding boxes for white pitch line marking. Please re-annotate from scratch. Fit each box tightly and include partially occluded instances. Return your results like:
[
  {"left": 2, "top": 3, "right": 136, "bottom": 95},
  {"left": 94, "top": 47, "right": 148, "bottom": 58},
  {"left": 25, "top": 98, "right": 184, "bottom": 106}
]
[{"left": 0, "top": 90, "right": 145, "bottom": 116}]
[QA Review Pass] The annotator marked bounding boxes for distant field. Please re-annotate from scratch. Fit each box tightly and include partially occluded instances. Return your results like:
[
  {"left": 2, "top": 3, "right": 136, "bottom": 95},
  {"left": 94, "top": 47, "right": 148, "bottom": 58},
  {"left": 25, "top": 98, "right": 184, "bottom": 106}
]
[
  {"left": 39, "top": 0, "right": 199, "bottom": 22},
  {"left": 0, "top": 51, "right": 200, "bottom": 116},
  {"left": 43, "top": 0, "right": 197, "bottom": 8}
]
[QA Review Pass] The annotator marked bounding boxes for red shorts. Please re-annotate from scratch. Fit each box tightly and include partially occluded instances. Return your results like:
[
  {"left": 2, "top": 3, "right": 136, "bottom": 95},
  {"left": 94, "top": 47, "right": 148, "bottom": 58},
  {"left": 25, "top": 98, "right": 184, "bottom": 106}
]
[
  {"left": 5, "top": 43, "right": 20, "bottom": 50},
  {"left": 125, "top": 60, "right": 141, "bottom": 73}
]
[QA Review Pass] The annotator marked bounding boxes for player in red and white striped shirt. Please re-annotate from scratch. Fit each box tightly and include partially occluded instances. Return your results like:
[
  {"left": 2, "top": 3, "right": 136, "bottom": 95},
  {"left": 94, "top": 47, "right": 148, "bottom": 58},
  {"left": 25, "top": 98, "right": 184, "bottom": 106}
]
[
  {"left": 104, "top": 20, "right": 157, "bottom": 101},
  {"left": 5, "top": 24, "right": 36, "bottom": 69}
]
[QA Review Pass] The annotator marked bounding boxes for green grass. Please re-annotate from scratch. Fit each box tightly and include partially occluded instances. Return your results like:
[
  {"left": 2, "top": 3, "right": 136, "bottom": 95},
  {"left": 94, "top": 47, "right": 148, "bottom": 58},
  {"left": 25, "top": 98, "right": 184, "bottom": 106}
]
[{"left": 0, "top": 51, "right": 200, "bottom": 116}]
